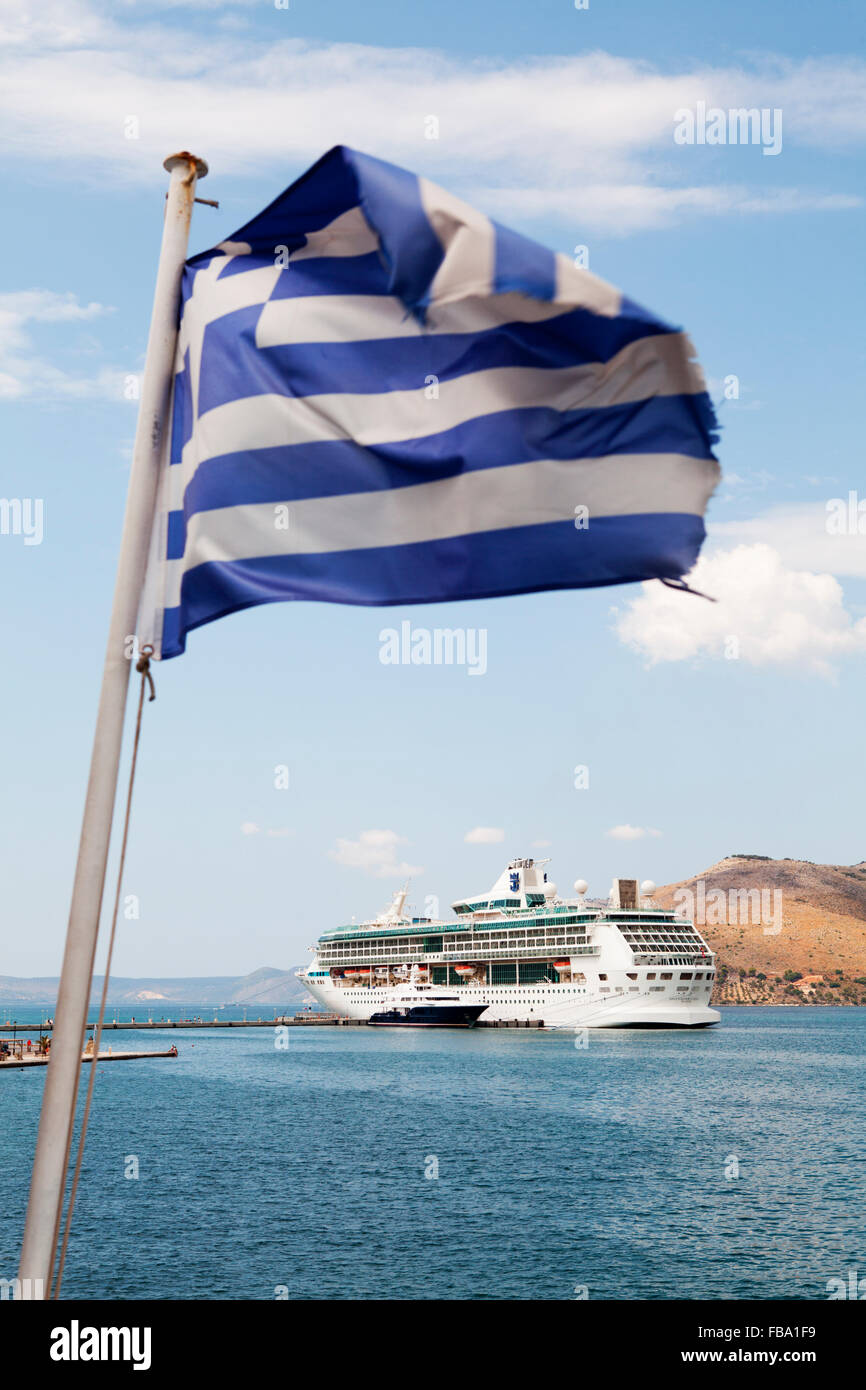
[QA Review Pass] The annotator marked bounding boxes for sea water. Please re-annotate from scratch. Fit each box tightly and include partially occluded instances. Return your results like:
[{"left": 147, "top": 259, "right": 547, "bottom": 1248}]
[{"left": 1, "top": 1007, "right": 863, "bottom": 1300}]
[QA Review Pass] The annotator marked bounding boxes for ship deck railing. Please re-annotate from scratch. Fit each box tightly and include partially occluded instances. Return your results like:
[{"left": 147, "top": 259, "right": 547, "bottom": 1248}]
[{"left": 316, "top": 943, "right": 602, "bottom": 966}]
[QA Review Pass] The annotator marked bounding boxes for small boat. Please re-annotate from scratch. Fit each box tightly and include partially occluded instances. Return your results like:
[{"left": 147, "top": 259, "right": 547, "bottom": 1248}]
[{"left": 369, "top": 995, "right": 487, "bottom": 1029}]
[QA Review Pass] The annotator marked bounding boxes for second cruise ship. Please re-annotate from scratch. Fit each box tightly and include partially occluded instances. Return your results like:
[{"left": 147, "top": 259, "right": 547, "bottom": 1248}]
[{"left": 298, "top": 858, "right": 720, "bottom": 1029}]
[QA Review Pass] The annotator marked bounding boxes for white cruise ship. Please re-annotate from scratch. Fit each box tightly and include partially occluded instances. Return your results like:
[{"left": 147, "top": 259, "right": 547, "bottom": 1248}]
[{"left": 298, "top": 858, "right": 720, "bottom": 1029}]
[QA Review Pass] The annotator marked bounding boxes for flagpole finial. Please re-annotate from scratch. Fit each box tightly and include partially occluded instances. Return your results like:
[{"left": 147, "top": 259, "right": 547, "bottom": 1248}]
[{"left": 163, "top": 151, "right": 208, "bottom": 180}]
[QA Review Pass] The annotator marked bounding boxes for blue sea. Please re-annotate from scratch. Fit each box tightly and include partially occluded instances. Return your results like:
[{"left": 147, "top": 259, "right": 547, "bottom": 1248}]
[{"left": 2, "top": 1007, "right": 864, "bottom": 1300}]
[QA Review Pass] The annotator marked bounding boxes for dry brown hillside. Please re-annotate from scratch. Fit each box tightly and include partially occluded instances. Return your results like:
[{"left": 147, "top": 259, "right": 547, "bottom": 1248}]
[{"left": 655, "top": 856, "right": 866, "bottom": 1005}]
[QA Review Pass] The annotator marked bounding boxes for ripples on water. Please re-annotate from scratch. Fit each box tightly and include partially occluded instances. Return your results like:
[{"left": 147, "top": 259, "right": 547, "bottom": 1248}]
[{"left": 1, "top": 1008, "right": 863, "bottom": 1300}]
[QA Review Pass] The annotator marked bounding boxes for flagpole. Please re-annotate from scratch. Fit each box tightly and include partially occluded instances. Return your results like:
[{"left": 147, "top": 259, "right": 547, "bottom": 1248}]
[{"left": 17, "top": 151, "right": 207, "bottom": 1298}]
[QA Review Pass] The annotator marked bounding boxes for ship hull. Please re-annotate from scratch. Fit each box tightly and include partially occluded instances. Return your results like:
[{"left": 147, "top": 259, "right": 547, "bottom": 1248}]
[
  {"left": 369, "top": 1004, "right": 486, "bottom": 1028},
  {"left": 299, "top": 974, "right": 719, "bottom": 1030}
]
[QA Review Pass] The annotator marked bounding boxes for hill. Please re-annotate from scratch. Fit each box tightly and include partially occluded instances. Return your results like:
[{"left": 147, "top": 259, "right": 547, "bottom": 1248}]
[{"left": 655, "top": 856, "right": 866, "bottom": 1005}]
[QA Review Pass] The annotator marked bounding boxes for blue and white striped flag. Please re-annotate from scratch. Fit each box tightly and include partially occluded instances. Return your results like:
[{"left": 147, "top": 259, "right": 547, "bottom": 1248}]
[{"left": 139, "top": 146, "right": 719, "bottom": 659}]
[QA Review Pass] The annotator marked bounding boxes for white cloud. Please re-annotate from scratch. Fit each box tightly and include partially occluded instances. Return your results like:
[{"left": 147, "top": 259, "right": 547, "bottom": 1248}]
[
  {"left": 531, "top": 839, "right": 551, "bottom": 848},
  {"left": 714, "top": 468, "right": 775, "bottom": 498},
  {"left": 482, "top": 184, "right": 860, "bottom": 234},
  {"left": 241, "top": 821, "right": 293, "bottom": 837},
  {"left": 615, "top": 542, "right": 866, "bottom": 678},
  {"left": 711, "top": 503, "right": 866, "bottom": 580},
  {"left": 464, "top": 826, "right": 505, "bottom": 844},
  {"left": 0, "top": 289, "right": 126, "bottom": 400},
  {"left": 606, "top": 825, "right": 662, "bottom": 840},
  {"left": 330, "top": 829, "right": 422, "bottom": 878},
  {"left": 130, "top": 1, "right": 259, "bottom": 8},
  {"left": 0, "top": 5, "right": 862, "bottom": 232}
]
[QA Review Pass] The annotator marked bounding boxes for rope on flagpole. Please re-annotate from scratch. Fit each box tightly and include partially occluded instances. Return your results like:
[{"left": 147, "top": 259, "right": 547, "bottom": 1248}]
[
  {"left": 51, "top": 650, "right": 156, "bottom": 1299},
  {"left": 660, "top": 577, "right": 717, "bottom": 602}
]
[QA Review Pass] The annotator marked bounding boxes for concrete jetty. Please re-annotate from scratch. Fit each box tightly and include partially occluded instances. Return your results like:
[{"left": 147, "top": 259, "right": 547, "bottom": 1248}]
[
  {"left": 1, "top": 1014, "right": 546, "bottom": 1036},
  {"left": 0, "top": 1047, "right": 179, "bottom": 1070}
]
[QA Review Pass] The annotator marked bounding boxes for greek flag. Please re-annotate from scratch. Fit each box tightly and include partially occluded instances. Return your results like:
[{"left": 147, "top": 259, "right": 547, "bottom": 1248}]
[{"left": 139, "top": 146, "right": 719, "bottom": 659}]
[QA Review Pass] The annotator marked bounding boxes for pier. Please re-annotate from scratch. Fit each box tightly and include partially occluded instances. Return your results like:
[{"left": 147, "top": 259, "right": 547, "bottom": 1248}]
[
  {"left": 1, "top": 1016, "right": 299, "bottom": 1032},
  {"left": 2, "top": 1014, "right": 546, "bottom": 1034},
  {"left": 0, "top": 1045, "right": 179, "bottom": 1070},
  {"left": 2, "top": 1016, "right": 323, "bottom": 1032}
]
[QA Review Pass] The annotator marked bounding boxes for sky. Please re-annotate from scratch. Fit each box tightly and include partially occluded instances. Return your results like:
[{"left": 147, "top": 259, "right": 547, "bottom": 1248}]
[{"left": 1, "top": 0, "right": 865, "bottom": 977}]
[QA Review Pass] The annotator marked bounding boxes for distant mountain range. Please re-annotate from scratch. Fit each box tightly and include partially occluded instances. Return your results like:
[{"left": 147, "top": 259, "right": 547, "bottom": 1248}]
[{"left": 0, "top": 966, "right": 308, "bottom": 1007}]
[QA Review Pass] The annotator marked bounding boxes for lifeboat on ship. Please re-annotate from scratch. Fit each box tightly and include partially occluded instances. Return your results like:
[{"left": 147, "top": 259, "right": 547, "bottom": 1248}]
[
  {"left": 343, "top": 969, "right": 361, "bottom": 979},
  {"left": 553, "top": 960, "right": 571, "bottom": 970},
  {"left": 453, "top": 965, "right": 475, "bottom": 978}
]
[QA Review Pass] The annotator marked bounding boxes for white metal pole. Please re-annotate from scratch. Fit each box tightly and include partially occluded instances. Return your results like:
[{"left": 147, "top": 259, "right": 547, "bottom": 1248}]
[{"left": 17, "top": 152, "right": 207, "bottom": 1298}]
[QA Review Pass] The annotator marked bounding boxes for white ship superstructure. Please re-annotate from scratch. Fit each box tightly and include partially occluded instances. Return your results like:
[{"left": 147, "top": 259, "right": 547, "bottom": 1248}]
[{"left": 298, "top": 858, "right": 720, "bottom": 1029}]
